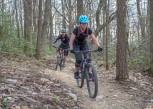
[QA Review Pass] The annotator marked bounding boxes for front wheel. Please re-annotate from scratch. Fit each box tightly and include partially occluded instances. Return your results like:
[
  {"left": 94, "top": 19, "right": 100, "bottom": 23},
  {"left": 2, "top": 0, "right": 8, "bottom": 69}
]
[
  {"left": 59, "top": 58, "right": 64, "bottom": 71},
  {"left": 59, "top": 54, "right": 65, "bottom": 70},
  {"left": 55, "top": 55, "right": 61, "bottom": 70},
  {"left": 76, "top": 71, "right": 84, "bottom": 88},
  {"left": 86, "top": 65, "right": 98, "bottom": 98},
  {"left": 55, "top": 56, "right": 59, "bottom": 70}
]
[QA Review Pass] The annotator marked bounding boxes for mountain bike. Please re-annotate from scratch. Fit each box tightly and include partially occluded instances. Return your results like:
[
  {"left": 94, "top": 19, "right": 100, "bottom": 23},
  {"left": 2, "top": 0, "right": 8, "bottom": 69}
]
[
  {"left": 53, "top": 45, "right": 67, "bottom": 71},
  {"left": 72, "top": 49, "right": 100, "bottom": 98}
]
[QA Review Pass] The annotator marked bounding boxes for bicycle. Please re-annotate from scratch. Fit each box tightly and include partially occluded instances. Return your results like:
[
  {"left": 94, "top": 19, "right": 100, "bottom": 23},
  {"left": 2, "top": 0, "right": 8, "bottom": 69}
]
[
  {"left": 72, "top": 49, "right": 100, "bottom": 98},
  {"left": 53, "top": 45, "right": 67, "bottom": 71}
]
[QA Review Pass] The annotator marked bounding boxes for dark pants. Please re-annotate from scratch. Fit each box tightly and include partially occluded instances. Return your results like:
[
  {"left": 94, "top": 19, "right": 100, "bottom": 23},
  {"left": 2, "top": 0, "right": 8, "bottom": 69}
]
[{"left": 73, "top": 43, "right": 91, "bottom": 67}]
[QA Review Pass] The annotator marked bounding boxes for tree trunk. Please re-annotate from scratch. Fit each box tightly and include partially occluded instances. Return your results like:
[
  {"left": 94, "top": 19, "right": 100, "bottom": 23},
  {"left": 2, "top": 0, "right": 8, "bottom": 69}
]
[
  {"left": 61, "top": 0, "right": 66, "bottom": 28},
  {"left": 35, "top": 0, "right": 50, "bottom": 59},
  {"left": 77, "top": 0, "right": 84, "bottom": 24},
  {"left": 136, "top": 0, "right": 145, "bottom": 38},
  {"left": 116, "top": 0, "right": 128, "bottom": 81},
  {"left": 1, "top": 0, "right": 4, "bottom": 25},
  {"left": 49, "top": 0, "right": 53, "bottom": 45},
  {"left": 103, "top": 0, "right": 106, "bottom": 68},
  {"left": 102, "top": 0, "right": 109, "bottom": 70},
  {"left": 41, "top": 0, "right": 50, "bottom": 49},
  {"left": 149, "top": 0, "right": 153, "bottom": 75},
  {"left": 96, "top": 0, "right": 104, "bottom": 30},
  {"left": 33, "top": 0, "right": 38, "bottom": 33},
  {"left": 23, "top": 0, "right": 32, "bottom": 56},
  {"left": 19, "top": 0, "right": 24, "bottom": 37},
  {"left": 14, "top": 0, "right": 20, "bottom": 40},
  {"left": 105, "top": 0, "right": 110, "bottom": 70},
  {"left": 68, "top": 0, "right": 73, "bottom": 35},
  {"left": 35, "top": 0, "right": 43, "bottom": 59}
]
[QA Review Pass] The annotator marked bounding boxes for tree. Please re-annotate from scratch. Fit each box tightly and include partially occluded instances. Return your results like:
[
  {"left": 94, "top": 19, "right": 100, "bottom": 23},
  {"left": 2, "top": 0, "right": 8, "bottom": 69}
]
[
  {"left": 61, "top": 0, "right": 66, "bottom": 28},
  {"left": 149, "top": 0, "right": 153, "bottom": 75},
  {"left": 35, "top": 0, "right": 51, "bottom": 59},
  {"left": 68, "top": 0, "right": 73, "bottom": 34},
  {"left": 105, "top": 0, "right": 110, "bottom": 70},
  {"left": 77, "top": 0, "right": 83, "bottom": 24},
  {"left": 23, "top": 0, "right": 32, "bottom": 56},
  {"left": 95, "top": 0, "right": 116, "bottom": 37},
  {"left": 14, "top": 0, "right": 20, "bottom": 40},
  {"left": 0, "top": 0, "right": 4, "bottom": 25},
  {"left": 35, "top": 0, "right": 43, "bottom": 59},
  {"left": 136, "top": 0, "right": 145, "bottom": 38},
  {"left": 116, "top": 0, "right": 128, "bottom": 80},
  {"left": 102, "top": 0, "right": 110, "bottom": 70},
  {"left": 32, "top": 0, "right": 38, "bottom": 33},
  {"left": 49, "top": 0, "right": 53, "bottom": 44}
]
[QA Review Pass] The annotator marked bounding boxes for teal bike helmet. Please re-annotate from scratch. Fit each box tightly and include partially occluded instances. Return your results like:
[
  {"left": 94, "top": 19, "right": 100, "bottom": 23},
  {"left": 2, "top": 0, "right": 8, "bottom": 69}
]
[{"left": 79, "top": 15, "right": 89, "bottom": 23}]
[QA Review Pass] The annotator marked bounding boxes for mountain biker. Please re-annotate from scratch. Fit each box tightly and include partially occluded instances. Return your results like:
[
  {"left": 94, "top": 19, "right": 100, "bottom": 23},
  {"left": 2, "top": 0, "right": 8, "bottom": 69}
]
[
  {"left": 69, "top": 15, "right": 103, "bottom": 79},
  {"left": 54, "top": 28, "right": 69, "bottom": 67}
]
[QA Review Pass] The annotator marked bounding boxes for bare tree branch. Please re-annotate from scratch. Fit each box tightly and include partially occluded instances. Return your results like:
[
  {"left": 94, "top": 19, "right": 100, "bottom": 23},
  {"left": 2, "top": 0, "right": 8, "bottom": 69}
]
[
  {"left": 53, "top": 5, "right": 69, "bottom": 23},
  {"left": 95, "top": 12, "right": 116, "bottom": 36}
]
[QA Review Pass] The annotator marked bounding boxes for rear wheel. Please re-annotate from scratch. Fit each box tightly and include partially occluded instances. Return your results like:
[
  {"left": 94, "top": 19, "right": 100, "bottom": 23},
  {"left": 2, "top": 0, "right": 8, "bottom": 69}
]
[{"left": 86, "top": 65, "right": 98, "bottom": 98}]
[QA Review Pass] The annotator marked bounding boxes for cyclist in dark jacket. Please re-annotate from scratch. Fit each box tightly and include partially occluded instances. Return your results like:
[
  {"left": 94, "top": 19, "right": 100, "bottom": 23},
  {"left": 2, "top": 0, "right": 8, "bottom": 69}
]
[
  {"left": 69, "top": 15, "right": 102, "bottom": 79},
  {"left": 54, "top": 29, "right": 69, "bottom": 67}
]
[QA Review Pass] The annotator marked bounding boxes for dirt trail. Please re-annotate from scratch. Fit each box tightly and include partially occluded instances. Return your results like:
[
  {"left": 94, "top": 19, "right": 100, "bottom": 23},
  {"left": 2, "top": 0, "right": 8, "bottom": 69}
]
[
  {"left": 44, "top": 59, "right": 150, "bottom": 109},
  {"left": 1, "top": 53, "right": 152, "bottom": 109}
]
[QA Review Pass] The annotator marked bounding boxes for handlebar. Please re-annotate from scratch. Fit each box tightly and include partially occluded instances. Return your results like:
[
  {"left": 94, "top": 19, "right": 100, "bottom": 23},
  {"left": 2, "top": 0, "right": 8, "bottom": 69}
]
[
  {"left": 52, "top": 45, "right": 69, "bottom": 51},
  {"left": 72, "top": 49, "right": 99, "bottom": 53},
  {"left": 52, "top": 45, "right": 102, "bottom": 53}
]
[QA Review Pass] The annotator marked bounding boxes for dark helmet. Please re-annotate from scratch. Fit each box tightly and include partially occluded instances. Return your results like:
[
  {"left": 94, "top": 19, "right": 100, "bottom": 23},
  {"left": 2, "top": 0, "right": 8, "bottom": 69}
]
[{"left": 60, "top": 28, "right": 66, "bottom": 33}]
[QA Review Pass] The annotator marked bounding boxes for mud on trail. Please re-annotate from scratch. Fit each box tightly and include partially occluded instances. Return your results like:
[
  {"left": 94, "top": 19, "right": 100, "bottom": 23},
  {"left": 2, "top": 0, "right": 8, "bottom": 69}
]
[{"left": 0, "top": 53, "right": 153, "bottom": 109}]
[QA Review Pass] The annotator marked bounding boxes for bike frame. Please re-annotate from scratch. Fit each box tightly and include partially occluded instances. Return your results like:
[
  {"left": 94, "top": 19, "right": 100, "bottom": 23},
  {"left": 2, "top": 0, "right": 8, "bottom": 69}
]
[
  {"left": 80, "top": 55, "right": 90, "bottom": 78},
  {"left": 53, "top": 45, "right": 68, "bottom": 70},
  {"left": 74, "top": 49, "right": 99, "bottom": 98}
]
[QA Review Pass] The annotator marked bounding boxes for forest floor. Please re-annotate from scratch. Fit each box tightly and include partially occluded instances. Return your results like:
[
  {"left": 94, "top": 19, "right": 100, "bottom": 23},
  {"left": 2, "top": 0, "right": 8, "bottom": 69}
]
[{"left": 0, "top": 53, "right": 153, "bottom": 109}]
